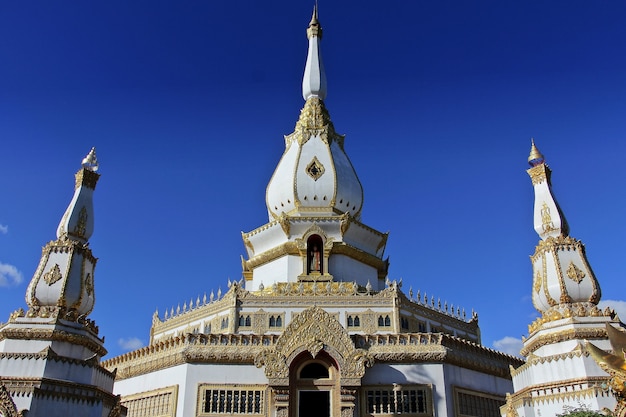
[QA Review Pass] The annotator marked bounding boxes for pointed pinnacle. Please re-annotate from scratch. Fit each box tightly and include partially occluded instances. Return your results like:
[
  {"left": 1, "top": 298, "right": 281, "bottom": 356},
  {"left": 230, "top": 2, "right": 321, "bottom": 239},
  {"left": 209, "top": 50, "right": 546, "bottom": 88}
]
[
  {"left": 307, "top": 5, "right": 322, "bottom": 39},
  {"left": 528, "top": 138, "right": 545, "bottom": 167},
  {"left": 82, "top": 147, "right": 99, "bottom": 172}
]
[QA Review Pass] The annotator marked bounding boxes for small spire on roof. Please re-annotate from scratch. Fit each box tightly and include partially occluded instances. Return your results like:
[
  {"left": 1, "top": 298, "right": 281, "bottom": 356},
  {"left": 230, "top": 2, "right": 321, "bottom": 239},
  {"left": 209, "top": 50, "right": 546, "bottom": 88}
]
[{"left": 527, "top": 138, "right": 545, "bottom": 167}]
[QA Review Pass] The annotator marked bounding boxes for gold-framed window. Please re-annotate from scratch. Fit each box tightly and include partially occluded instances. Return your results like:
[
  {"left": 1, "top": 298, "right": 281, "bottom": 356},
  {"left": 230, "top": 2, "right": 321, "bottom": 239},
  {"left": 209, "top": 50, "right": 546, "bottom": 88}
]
[
  {"left": 197, "top": 384, "right": 267, "bottom": 417},
  {"left": 361, "top": 385, "right": 433, "bottom": 417}
]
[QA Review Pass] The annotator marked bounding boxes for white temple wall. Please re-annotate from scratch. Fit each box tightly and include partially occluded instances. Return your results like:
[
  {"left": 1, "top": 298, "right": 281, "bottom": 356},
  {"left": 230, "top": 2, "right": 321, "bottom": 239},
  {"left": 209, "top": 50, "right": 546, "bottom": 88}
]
[
  {"left": 443, "top": 364, "right": 513, "bottom": 394},
  {"left": 328, "top": 254, "right": 377, "bottom": 286},
  {"left": 248, "top": 223, "right": 286, "bottom": 255},
  {"left": 342, "top": 224, "right": 384, "bottom": 255},
  {"left": 367, "top": 363, "right": 448, "bottom": 417},
  {"left": 361, "top": 363, "right": 443, "bottom": 383},
  {"left": 186, "top": 362, "right": 267, "bottom": 384},
  {"left": 249, "top": 255, "right": 303, "bottom": 289},
  {"left": 114, "top": 363, "right": 269, "bottom": 417},
  {"left": 114, "top": 364, "right": 188, "bottom": 399},
  {"left": 361, "top": 363, "right": 514, "bottom": 417},
  {"left": 178, "top": 364, "right": 268, "bottom": 417},
  {"left": 442, "top": 364, "right": 512, "bottom": 417}
]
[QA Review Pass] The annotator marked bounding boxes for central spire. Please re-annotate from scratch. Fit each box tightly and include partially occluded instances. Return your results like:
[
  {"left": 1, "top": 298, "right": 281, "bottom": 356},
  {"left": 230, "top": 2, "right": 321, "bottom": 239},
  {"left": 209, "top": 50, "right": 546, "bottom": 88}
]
[
  {"left": 265, "top": 9, "right": 363, "bottom": 220},
  {"left": 302, "top": 5, "right": 327, "bottom": 101},
  {"left": 245, "top": 8, "right": 386, "bottom": 291}
]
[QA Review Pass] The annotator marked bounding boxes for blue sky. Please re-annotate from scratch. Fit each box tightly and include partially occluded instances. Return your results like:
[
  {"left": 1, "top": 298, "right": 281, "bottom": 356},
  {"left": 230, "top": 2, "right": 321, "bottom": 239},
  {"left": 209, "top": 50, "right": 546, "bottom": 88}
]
[{"left": 1, "top": 1, "right": 625, "bottom": 358}]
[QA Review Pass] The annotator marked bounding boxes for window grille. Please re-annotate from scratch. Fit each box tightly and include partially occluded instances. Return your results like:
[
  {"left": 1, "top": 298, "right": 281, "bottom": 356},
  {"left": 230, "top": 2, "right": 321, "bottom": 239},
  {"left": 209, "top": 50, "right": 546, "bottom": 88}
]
[
  {"left": 200, "top": 387, "right": 265, "bottom": 416},
  {"left": 455, "top": 388, "right": 504, "bottom": 417},
  {"left": 363, "top": 386, "right": 432, "bottom": 416}
]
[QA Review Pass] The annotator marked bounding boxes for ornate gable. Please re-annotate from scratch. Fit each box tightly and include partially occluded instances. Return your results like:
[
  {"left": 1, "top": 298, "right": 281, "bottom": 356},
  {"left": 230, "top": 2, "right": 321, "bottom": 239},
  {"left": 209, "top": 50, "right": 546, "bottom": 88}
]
[{"left": 254, "top": 306, "right": 373, "bottom": 385}]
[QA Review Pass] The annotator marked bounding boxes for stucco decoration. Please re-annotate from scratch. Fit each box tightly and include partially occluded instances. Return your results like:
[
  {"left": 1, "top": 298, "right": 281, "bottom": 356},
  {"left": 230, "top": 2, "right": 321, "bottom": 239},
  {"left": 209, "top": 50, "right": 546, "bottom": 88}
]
[
  {"left": 254, "top": 306, "right": 373, "bottom": 385},
  {"left": 0, "top": 383, "right": 19, "bottom": 417}
]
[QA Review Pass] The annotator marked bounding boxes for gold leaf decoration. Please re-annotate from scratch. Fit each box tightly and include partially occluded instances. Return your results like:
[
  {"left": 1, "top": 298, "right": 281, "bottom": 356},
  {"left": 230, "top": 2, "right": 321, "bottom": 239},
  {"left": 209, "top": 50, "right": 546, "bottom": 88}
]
[
  {"left": 43, "top": 264, "right": 62, "bottom": 285},
  {"left": 85, "top": 273, "right": 94, "bottom": 296},
  {"left": 540, "top": 203, "right": 555, "bottom": 234},
  {"left": 566, "top": 262, "right": 585, "bottom": 283},
  {"left": 73, "top": 206, "right": 88, "bottom": 237},
  {"left": 533, "top": 271, "right": 542, "bottom": 294}
]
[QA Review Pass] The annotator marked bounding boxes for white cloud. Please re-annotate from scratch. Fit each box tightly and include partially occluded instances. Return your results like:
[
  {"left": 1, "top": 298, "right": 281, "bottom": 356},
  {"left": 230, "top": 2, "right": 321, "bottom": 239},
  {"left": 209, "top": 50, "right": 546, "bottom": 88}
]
[
  {"left": 493, "top": 336, "right": 524, "bottom": 357},
  {"left": 599, "top": 300, "right": 626, "bottom": 322},
  {"left": 0, "top": 262, "right": 24, "bottom": 287},
  {"left": 0, "top": 224, "right": 7, "bottom": 234},
  {"left": 118, "top": 337, "right": 144, "bottom": 351}
]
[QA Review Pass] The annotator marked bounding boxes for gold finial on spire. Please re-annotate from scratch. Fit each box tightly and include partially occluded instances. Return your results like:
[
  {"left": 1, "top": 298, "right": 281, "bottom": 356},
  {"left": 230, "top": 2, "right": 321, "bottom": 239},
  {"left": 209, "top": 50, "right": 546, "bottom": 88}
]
[
  {"left": 75, "top": 147, "right": 100, "bottom": 190},
  {"left": 307, "top": 4, "right": 322, "bottom": 39},
  {"left": 528, "top": 138, "right": 545, "bottom": 167},
  {"left": 82, "top": 147, "right": 99, "bottom": 172}
]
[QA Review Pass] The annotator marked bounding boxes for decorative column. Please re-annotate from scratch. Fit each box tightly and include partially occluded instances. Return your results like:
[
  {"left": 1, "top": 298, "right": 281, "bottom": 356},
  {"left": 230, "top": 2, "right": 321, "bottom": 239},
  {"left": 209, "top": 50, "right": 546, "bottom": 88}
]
[
  {"left": 340, "top": 388, "right": 358, "bottom": 417},
  {"left": 272, "top": 388, "right": 290, "bottom": 417}
]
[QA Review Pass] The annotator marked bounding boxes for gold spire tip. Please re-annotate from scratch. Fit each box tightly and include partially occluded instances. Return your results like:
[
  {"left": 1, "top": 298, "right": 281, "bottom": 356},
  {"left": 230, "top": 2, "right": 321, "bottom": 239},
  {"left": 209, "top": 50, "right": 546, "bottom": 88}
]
[
  {"left": 310, "top": 4, "right": 318, "bottom": 23},
  {"left": 307, "top": 4, "right": 322, "bottom": 39},
  {"left": 82, "top": 147, "right": 99, "bottom": 172},
  {"left": 528, "top": 138, "right": 545, "bottom": 167}
]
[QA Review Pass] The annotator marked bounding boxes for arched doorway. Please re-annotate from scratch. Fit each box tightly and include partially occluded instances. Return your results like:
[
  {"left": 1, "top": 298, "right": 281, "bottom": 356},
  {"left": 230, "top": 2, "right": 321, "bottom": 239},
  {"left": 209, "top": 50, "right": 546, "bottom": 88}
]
[{"left": 290, "top": 351, "right": 339, "bottom": 417}]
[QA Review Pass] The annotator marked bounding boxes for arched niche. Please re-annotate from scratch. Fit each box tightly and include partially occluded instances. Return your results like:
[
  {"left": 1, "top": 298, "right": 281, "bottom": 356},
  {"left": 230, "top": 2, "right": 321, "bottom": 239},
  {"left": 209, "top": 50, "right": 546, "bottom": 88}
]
[
  {"left": 307, "top": 234, "right": 324, "bottom": 274},
  {"left": 296, "top": 224, "right": 333, "bottom": 281}
]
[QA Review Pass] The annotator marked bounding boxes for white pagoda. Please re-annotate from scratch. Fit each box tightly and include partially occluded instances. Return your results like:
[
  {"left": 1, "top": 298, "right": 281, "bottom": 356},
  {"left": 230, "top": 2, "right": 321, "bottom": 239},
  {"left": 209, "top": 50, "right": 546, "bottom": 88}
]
[
  {"left": 501, "top": 142, "right": 624, "bottom": 417},
  {"left": 102, "top": 9, "right": 522, "bottom": 417},
  {"left": 0, "top": 149, "right": 124, "bottom": 417}
]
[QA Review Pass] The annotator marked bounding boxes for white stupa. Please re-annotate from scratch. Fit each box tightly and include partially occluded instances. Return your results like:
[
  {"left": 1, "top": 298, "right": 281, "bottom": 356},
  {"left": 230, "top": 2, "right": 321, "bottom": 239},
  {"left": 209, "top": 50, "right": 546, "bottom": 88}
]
[
  {"left": 246, "top": 6, "right": 387, "bottom": 291},
  {"left": 0, "top": 149, "right": 124, "bottom": 417},
  {"left": 501, "top": 141, "right": 623, "bottom": 417}
]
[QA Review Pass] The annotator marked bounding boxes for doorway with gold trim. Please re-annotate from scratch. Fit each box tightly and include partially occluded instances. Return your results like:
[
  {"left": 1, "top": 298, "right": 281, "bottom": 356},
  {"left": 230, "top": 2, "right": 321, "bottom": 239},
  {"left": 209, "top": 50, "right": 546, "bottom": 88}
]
[{"left": 291, "top": 351, "right": 339, "bottom": 417}]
